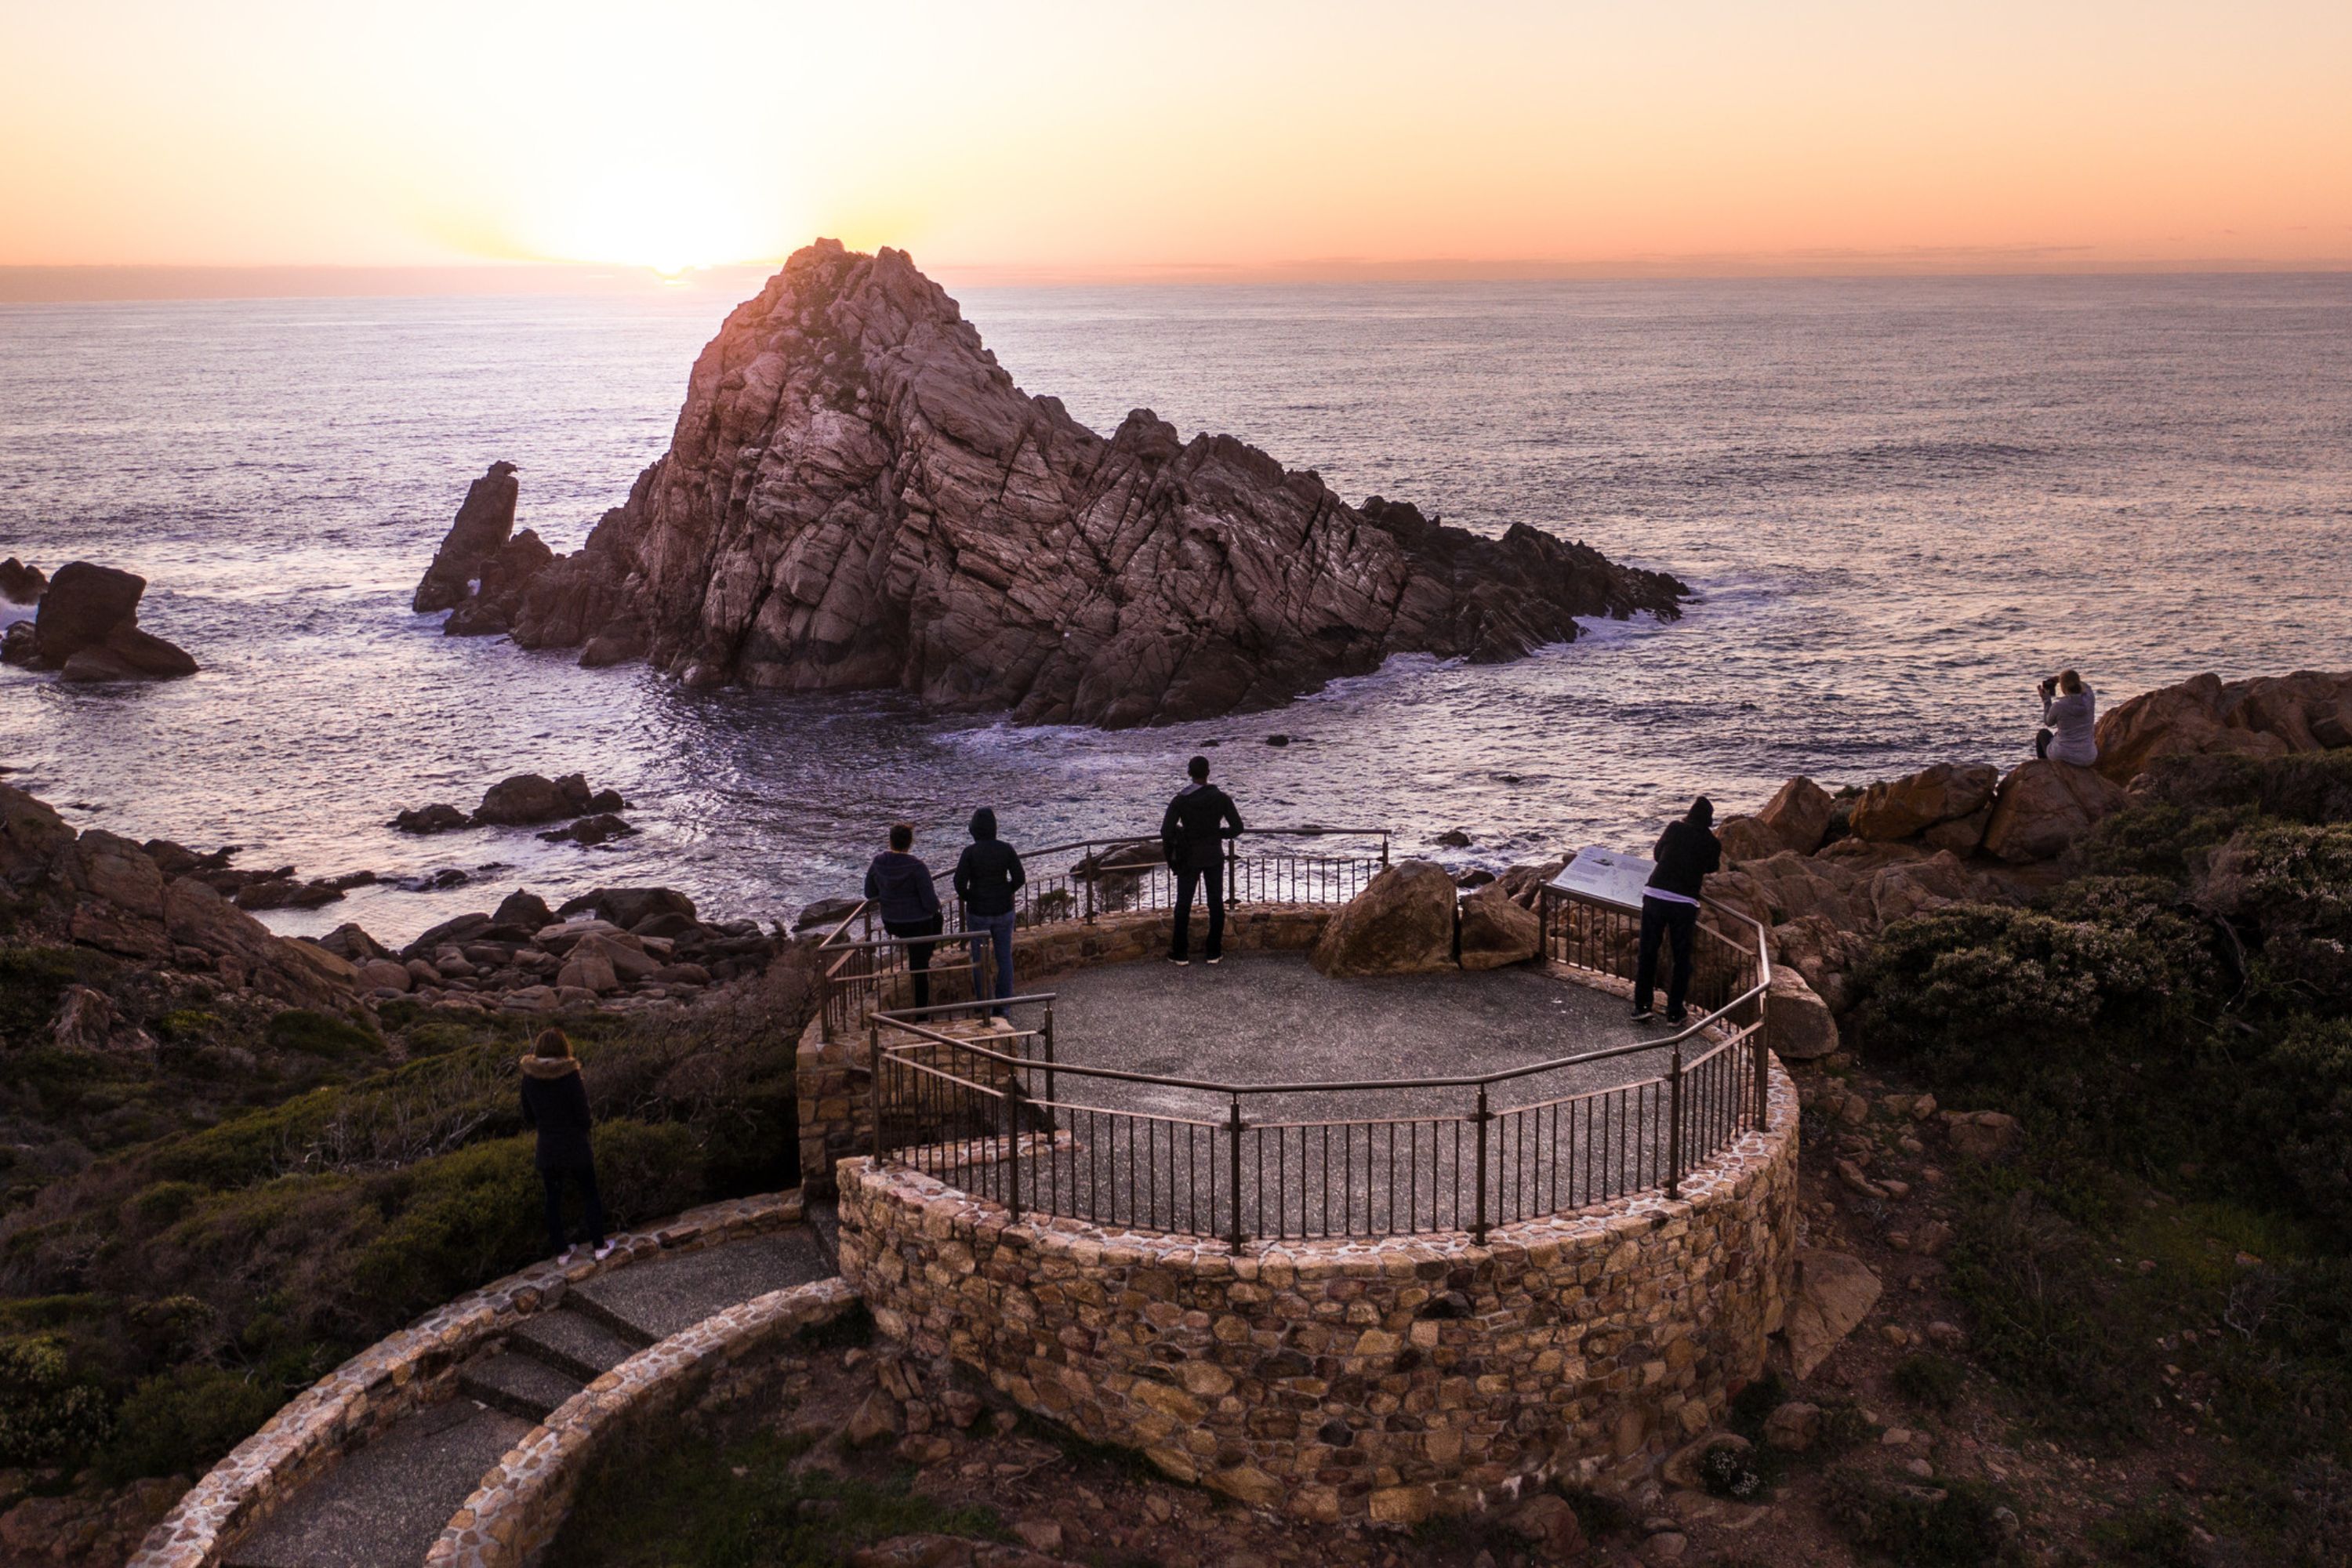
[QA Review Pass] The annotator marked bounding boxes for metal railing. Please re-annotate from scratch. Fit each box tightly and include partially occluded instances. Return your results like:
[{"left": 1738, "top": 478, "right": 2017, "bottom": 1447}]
[
  {"left": 864, "top": 884, "right": 1772, "bottom": 1249},
  {"left": 816, "top": 827, "right": 1390, "bottom": 1036}
]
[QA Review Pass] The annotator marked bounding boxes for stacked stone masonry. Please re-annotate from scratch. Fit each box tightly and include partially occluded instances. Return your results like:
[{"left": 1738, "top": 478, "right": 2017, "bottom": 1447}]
[
  {"left": 838, "top": 1060, "right": 1797, "bottom": 1526},
  {"left": 426, "top": 1276, "right": 858, "bottom": 1568},
  {"left": 128, "top": 1192, "right": 802, "bottom": 1568},
  {"left": 797, "top": 906, "right": 1330, "bottom": 1195}
]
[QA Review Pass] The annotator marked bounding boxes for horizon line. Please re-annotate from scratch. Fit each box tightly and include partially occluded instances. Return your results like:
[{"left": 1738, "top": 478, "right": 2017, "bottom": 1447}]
[{"left": 5, "top": 251, "right": 2352, "bottom": 303}]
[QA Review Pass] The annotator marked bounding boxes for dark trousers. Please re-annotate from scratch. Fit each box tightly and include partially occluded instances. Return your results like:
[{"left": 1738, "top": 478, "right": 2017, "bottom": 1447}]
[
  {"left": 1171, "top": 859, "right": 1225, "bottom": 960},
  {"left": 542, "top": 1163, "right": 606, "bottom": 1255},
  {"left": 967, "top": 911, "right": 1016, "bottom": 1017},
  {"left": 885, "top": 914, "right": 943, "bottom": 1009},
  {"left": 2035, "top": 728, "right": 2053, "bottom": 760},
  {"left": 1635, "top": 897, "right": 1698, "bottom": 1018}
]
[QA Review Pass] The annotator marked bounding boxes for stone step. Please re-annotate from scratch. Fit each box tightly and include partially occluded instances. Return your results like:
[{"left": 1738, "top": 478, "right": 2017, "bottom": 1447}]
[
  {"left": 222, "top": 1398, "right": 528, "bottom": 1568},
  {"left": 570, "top": 1228, "right": 832, "bottom": 1343},
  {"left": 456, "top": 1351, "right": 584, "bottom": 1423},
  {"left": 507, "top": 1303, "right": 644, "bottom": 1381}
]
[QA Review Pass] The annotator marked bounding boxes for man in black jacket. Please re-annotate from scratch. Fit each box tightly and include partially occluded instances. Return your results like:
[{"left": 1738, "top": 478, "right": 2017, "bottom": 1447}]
[
  {"left": 866, "top": 822, "right": 942, "bottom": 1008},
  {"left": 953, "top": 807, "right": 1025, "bottom": 1018},
  {"left": 1161, "top": 756, "right": 1244, "bottom": 965},
  {"left": 1634, "top": 796, "right": 1722, "bottom": 1025}
]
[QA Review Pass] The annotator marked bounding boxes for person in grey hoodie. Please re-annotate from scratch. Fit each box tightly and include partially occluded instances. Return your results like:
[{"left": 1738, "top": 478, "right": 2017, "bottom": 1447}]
[
  {"left": 866, "top": 822, "right": 942, "bottom": 1007},
  {"left": 2035, "top": 670, "right": 2099, "bottom": 766},
  {"left": 518, "top": 1028, "right": 612, "bottom": 1264}
]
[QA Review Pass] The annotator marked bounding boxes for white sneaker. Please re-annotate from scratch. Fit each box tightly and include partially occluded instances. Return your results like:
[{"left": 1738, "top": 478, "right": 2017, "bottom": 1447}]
[
  {"left": 557, "top": 1246, "right": 579, "bottom": 1266},
  {"left": 1170, "top": 957, "right": 1189, "bottom": 967},
  {"left": 1206, "top": 956, "right": 1221, "bottom": 965},
  {"left": 593, "top": 1240, "right": 617, "bottom": 1262}
]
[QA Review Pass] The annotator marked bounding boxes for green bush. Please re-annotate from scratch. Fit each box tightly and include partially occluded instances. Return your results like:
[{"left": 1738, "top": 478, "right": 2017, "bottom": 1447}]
[
  {"left": 263, "top": 1008, "right": 380, "bottom": 1060},
  {"left": 152, "top": 1090, "right": 339, "bottom": 1189},
  {"left": 2238, "top": 1018, "right": 2352, "bottom": 1238},
  {"left": 155, "top": 1009, "right": 223, "bottom": 1042},
  {"left": 1893, "top": 1352, "right": 1965, "bottom": 1412},
  {"left": 128, "top": 1181, "right": 205, "bottom": 1229},
  {"left": 1824, "top": 1472, "right": 2009, "bottom": 1566},
  {"left": 98, "top": 1363, "right": 281, "bottom": 1483},
  {"left": 0, "top": 1334, "right": 113, "bottom": 1465}
]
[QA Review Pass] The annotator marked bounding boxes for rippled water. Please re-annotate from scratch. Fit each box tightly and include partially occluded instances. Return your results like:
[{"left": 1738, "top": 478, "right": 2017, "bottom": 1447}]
[{"left": 2, "top": 275, "right": 2348, "bottom": 942}]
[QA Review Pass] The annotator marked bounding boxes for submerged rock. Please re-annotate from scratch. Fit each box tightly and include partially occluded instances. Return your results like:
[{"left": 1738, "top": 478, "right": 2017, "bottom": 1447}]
[
  {"left": 426, "top": 241, "right": 1686, "bottom": 728},
  {"left": 0, "top": 557, "right": 45, "bottom": 604}
]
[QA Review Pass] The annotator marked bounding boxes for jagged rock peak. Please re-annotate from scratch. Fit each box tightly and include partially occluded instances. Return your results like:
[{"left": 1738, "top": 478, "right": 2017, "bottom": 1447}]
[{"left": 424, "top": 240, "right": 1689, "bottom": 727}]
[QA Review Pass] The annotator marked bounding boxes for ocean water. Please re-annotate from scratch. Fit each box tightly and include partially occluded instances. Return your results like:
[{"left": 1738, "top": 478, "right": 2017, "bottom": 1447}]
[{"left": 2, "top": 274, "right": 2348, "bottom": 943}]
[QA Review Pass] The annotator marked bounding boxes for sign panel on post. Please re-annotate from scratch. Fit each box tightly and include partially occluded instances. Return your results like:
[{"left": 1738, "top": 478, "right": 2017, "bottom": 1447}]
[{"left": 1547, "top": 845, "right": 1656, "bottom": 912}]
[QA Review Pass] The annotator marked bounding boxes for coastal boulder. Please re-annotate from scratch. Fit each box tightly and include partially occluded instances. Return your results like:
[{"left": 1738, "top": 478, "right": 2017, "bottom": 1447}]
[
  {"left": 474, "top": 773, "right": 572, "bottom": 826},
  {"left": 1766, "top": 967, "right": 1840, "bottom": 1060},
  {"left": 393, "top": 803, "right": 469, "bottom": 834},
  {"left": 1980, "top": 760, "right": 2126, "bottom": 863},
  {"left": 1849, "top": 763, "right": 1998, "bottom": 843},
  {"left": 1457, "top": 882, "right": 1541, "bottom": 971},
  {"left": 1754, "top": 776, "right": 1837, "bottom": 856},
  {"left": 444, "top": 241, "right": 1687, "bottom": 728},
  {"left": 0, "top": 558, "right": 45, "bottom": 604},
  {"left": 412, "top": 460, "right": 520, "bottom": 614},
  {"left": 2093, "top": 670, "right": 2352, "bottom": 785},
  {"left": 1784, "top": 1248, "right": 1882, "bottom": 1378},
  {"left": 557, "top": 887, "right": 696, "bottom": 930},
  {"left": 1310, "top": 860, "right": 1458, "bottom": 978},
  {"left": 32, "top": 561, "right": 144, "bottom": 663},
  {"left": 1715, "top": 815, "right": 1784, "bottom": 863}
]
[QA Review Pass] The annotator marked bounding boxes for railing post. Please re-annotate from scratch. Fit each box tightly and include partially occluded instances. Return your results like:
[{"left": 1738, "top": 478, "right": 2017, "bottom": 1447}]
[
  {"left": 1471, "top": 1083, "right": 1492, "bottom": 1244},
  {"left": 1380, "top": 832, "right": 1390, "bottom": 869},
  {"left": 1083, "top": 842, "right": 1096, "bottom": 925},
  {"left": 1754, "top": 979, "right": 1771, "bottom": 1132},
  {"left": 1666, "top": 1045, "right": 1685, "bottom": 1200},
  {"left": 1227, "top": 1095, "right": 1247, "bottom": 1254},
  {"left": 868, "top": 1018, "right": 884, "bottom": 1164},
  {"left": 1003, "top": 1079, "right": 1024, "bottom": 1223},
  {"left": 1042, "top": 1003, "right": 1057, "bottom": 1110}
]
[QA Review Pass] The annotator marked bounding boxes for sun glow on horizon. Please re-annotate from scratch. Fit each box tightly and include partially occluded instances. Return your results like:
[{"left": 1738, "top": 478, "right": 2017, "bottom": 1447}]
[{"left": 2, "top": 1, "right": 2349, "bottom": 278}]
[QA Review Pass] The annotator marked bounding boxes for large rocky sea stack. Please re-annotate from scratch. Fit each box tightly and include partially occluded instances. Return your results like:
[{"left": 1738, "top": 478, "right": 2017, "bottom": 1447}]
[{"left": 420, "top": 240, "right": 1688, "bottom": 727}]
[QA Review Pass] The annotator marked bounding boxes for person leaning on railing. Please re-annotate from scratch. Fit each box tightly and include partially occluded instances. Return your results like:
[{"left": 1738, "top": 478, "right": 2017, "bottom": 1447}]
[
  {"left": 866, "top": 822, "right": 943, "bottom": 1008},
  {"left": 953, "top": 807, "right": 1025, "bottom": 1020},
  {"left": 1633, "top": 796, "right": 1722, "bottom": 1026}
]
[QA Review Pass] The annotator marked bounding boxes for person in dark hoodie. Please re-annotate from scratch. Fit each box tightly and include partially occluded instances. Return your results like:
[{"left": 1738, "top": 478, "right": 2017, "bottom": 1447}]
[
  {"left": 1161, "top": 755, "right": 1245, "bottom": 965},
  {"left": 953, "top": 808, "right": 1025, "bottom": 1018},
  {"left": 518, "top": 1028, "right": 612, "bottom": 1264},
  {"left": 866, "top": 822, "right": 943, "bottom": 1008},
  {"left": 1634, "top": 797, "right": 1722, "bottom": 1025}
]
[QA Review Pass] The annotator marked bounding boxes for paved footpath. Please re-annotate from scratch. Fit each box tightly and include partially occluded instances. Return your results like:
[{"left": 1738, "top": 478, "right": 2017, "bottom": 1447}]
[{"left": 224, "top": 1229, "right": 830, "bottom": 1568}]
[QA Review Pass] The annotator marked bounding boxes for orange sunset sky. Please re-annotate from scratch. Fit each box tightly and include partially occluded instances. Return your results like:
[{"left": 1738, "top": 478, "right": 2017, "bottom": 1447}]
[{"left": 4, "top": 0, "right": 2350, "bottom": 281}]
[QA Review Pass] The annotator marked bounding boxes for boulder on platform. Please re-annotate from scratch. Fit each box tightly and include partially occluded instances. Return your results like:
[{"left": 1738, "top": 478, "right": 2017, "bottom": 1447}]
[
  {"left": 1457, "top": 882, "right": 1540, "bottom": 971},
  {"left": 1310, "top": 860, "right": 1458, "bottom": 978}
]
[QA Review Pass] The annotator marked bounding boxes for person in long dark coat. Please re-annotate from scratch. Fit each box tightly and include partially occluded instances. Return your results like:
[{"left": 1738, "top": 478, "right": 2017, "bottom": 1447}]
[{"left": 519, "top": 1027, "right": 611, "bottom": 1263}]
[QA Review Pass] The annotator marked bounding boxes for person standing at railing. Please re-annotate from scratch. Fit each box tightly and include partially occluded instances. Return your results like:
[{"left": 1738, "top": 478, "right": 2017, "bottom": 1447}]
[
  {"left": 1163, "top": 754, "right": 1245, "bottom": 966},
  {"left": 1633, "top": 796, "right": 1722, "bottom": 1025},
  {"left": 953, "top": 807, "right": 1025, "bottom": 1020},
  {"left": 866, "top": 822, "right": 943, "bottom": 1009}
]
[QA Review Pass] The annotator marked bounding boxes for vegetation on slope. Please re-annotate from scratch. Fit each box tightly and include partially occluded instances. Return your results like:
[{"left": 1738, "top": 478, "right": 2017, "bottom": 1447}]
[{"left": 0, "top": 957, "right": 811, "bottom": 1487}]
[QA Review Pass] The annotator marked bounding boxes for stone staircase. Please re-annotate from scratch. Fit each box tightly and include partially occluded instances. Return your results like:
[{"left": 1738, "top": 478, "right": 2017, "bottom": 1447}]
[{"left": 222, "top": 1229, "right": 831, "bottom": 1568}]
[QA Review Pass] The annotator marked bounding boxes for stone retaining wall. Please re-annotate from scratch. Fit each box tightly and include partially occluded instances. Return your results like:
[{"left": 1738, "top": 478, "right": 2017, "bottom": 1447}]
[
  {"left": 838, "top": 1061, "right": 1797, "bottom": 1525},
  {"left": 797, "top": 906, "right": 1330, "bottom": 1195},
  {"left": 129, "top": 1192, "right": 803, "bottom": 1568},
  {"left": 426, "top": 1276, "right": 858, "bottom": 1568}
]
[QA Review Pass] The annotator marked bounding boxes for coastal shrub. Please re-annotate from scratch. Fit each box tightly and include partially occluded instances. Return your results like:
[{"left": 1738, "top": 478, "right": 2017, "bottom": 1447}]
[
  {"left": 154, "top": 1008, "right": 223, "bottom": 1042},
  {"left": 2235, "top": 1018, "right": 2352, "bottom": 1239},
  {"left": 1854, "top": 900, "right": 2209, "bottom": 1150},
  {"left": 1823, "top": 1472, "right": 2008, "bottom": 1567},
  {"left": 126, "top": 1181, "right": 205, "bottom": 1229},
  {"left": 2086, "top": 1502, "right": 2201, "bottom": 1568},
  {"left": 0, "top": 945, "right": 108, "bottom": 1043},
  {"left": 1893, "top": 1352, "right": 1965, "bottom": 1412},
  {"left": 262, "top": 1007, "right": 380, "bottom": 1060},
  {"left": 97, "top": 1363, "right": 281, "bottom": 1483},
  {"left": 550, "top": 1428, "right": 1005, "bottom": 1568},
  {"left": 0, "top": 1334, "right": 113, "bottom": 1465},
  {"left": 2080, "top": 801, "right": 2255, "bottom": 883},
  {"left": 152, "top": 1089, "right": 340, "bottom": 1188}
]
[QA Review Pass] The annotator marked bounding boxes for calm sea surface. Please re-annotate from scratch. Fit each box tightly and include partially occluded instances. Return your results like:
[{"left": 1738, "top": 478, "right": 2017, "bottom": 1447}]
[{"left": 2, "top": 275, "right": 2348, "bottom": 942}]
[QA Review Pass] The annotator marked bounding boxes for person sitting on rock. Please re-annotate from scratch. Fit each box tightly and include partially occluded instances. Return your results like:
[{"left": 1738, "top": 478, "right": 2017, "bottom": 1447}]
[
  {"left": 1634, "top": 797, "right": 1722, "bottom": 1025},
  {"left": 1162, "top": 755, "right": 1245, "bottom": 966},
  {"left": 953, "top": 808, "right": 1025, "bottom": 1019},
  {"left": 2035, "top": 669, "right": 2099, "bottom": 765},
  {"left": 519, "top": 1028, "right": 613, "bottom": 1265},
  {"left": 866, "top": 822, "right": 943, "bottom": 1009}
]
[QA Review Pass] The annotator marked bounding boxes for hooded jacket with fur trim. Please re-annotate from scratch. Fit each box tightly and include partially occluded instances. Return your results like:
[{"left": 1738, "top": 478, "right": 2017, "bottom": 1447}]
[{"left": 519, "top": 1054, "right": 594, "bottom": 1170}]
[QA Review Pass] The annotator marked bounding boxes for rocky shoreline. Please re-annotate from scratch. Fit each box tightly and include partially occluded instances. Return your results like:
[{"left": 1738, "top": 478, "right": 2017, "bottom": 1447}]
[
  {"left": 409, "top": 241, "right": 1688, "bottom": 727},
  {"left": 1, "top": 558, "right": 198, "bottom": 682}
]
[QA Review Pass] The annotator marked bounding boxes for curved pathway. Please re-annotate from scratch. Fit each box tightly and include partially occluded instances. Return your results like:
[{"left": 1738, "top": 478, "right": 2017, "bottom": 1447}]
[{"left": 165, "top": 1221, "right": 830, "bottom": 1568}]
